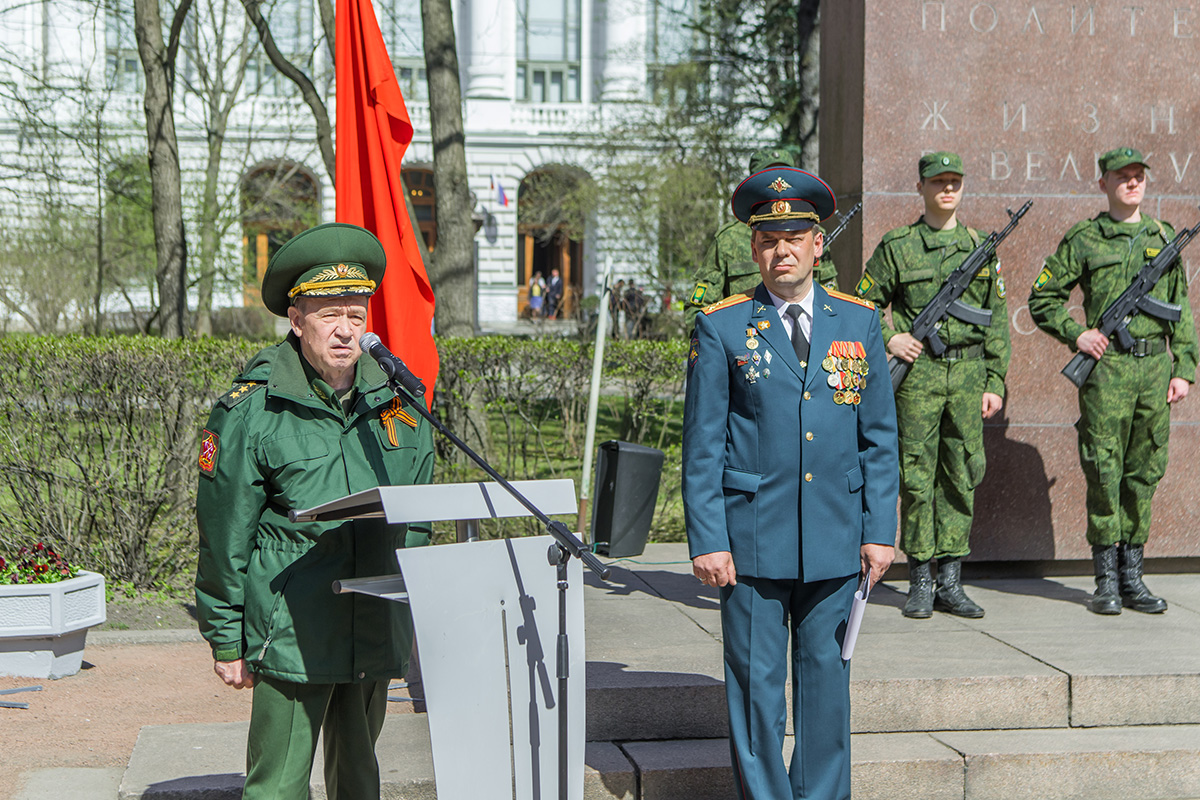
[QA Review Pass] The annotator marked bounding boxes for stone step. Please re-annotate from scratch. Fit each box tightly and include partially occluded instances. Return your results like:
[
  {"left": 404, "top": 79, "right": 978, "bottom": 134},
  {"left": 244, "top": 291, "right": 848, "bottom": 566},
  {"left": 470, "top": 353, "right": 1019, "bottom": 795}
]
[
  {"left": 14, "top": 767, "right": 124, "bottom": 800},
  {"left": 587, "top": 557, "right": 1200, "bottom": 739},
  {"left": 120, "top": 717, "right": 1200, "bottom": 800}
]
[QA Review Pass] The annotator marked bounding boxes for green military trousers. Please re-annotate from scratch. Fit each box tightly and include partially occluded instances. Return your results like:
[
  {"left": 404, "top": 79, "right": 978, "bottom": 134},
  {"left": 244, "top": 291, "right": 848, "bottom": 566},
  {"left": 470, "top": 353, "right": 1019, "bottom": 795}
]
[
  {"left": 895, "top": 356, "right": 987, "bottom": 562},
  {"left": 1076, "top": 350, "right": 1172, "bottom": 547},
  {"left": 242, "top": 675, "right": 390, "bottom": 800}
]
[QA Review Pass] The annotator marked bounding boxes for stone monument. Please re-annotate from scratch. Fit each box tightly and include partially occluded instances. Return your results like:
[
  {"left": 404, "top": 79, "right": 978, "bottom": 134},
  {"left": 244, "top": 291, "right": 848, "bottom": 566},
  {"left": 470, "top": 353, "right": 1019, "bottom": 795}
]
[{"left": 821, "top": 1, "right": 1200, "bottom": 564}]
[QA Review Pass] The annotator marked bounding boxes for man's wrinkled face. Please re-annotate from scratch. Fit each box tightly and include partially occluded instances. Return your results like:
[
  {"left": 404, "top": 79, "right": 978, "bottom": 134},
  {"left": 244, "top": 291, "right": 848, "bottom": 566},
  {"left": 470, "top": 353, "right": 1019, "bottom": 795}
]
[
  {"left": 287, "top": 296, "right": 369, "bottom": 383},
  {"left": 918, "top": 172, "right": 963, "bottom": 215},
  {"left": 752, "top": 227, "right": 823, "bottom": 299},
  {"left": 1100, "top": 165, "right": 1147, "bottom": 211}
]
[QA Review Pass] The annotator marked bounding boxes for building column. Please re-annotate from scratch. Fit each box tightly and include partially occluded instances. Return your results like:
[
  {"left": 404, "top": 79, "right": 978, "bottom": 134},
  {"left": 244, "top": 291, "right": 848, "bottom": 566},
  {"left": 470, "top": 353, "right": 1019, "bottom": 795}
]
[
  {"left": 599, "top": 0, "right": 644, "bottom": 102},
  {"left": 464, "top": 0, "right": 510, "bottom": 99}
]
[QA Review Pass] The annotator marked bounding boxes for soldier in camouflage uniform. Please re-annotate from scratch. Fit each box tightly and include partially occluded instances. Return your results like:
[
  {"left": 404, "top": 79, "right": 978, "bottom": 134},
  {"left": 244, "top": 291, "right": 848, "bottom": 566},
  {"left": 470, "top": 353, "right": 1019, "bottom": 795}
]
[
  {"left": 685, "top": 148, "right": 838, "bottom": 333},
  {"left": 857, "top": 152, "right": 1010, "bottom": 619},
  {"left": 1029, "top": 147, "right": 1197, "bottom": 616}
]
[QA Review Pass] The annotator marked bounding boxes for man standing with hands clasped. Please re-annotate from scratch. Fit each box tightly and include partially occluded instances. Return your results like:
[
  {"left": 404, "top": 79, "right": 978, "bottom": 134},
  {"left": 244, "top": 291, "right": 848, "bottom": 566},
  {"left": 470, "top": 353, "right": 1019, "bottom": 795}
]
[
  {"left": 683, "top": 166, "right": 899, "bottom": 800},
  {"left": 195, "top": 223, "right": 435, "bottom": 799},
  {"left": 1029, "top": 148, "right": 1197, "bottom": 616},
  {"left": 857, "top": 152, "right": 1010, "bottom": 620}
]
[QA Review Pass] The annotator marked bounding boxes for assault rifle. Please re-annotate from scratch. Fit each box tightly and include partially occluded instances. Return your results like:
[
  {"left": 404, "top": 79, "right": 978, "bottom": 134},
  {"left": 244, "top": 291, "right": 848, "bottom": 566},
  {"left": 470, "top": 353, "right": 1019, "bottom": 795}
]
[
  {"left": 889, "top": 200, "right": 1033, "bottom": 391},
  {"left": 823, "top": 202, "right": 861, "bottom": 250},
  {"left": 1060, "top": 208, "right": 1200, "bottom": 388}
]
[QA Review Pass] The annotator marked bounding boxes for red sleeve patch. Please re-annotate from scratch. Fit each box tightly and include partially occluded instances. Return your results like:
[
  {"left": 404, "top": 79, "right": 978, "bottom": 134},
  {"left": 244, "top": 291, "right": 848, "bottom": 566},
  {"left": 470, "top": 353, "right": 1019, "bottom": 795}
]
[{"left": 199, "top": 429, "right": 220, "bottom": 477}]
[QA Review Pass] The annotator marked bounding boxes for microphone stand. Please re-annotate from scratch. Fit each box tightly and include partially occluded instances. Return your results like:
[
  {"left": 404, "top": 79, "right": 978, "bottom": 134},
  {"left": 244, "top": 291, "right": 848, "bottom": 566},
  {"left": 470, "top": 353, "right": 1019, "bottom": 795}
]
[{"left": 381, "top": 371, "right": 609, "bottom": 800}]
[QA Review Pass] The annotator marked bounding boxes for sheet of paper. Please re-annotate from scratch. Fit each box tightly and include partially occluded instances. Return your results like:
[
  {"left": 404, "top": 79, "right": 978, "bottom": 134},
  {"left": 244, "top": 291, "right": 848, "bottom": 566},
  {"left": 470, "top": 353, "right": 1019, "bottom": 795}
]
[{"left": 840, "top": 574, "right": 873, "bottom": 661}]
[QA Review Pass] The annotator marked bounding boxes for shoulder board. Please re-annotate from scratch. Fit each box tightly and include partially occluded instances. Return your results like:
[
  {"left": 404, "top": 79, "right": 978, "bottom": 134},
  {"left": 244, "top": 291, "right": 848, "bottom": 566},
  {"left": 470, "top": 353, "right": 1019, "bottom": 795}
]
[
  {"left": 880, "top": 224, "right": 914, "bottom": 245},
  {"left": 826, "top": 288, "right": 876, "bottom": 310},
  {"left": 701, "top": 293, "right": 753, "bottom": 315},
  {"left": 218, "top": 381, "right": 266, "bottom": 409},
  {"left": 1065, "top": 218, "right": 1095, "bottom": 241}
]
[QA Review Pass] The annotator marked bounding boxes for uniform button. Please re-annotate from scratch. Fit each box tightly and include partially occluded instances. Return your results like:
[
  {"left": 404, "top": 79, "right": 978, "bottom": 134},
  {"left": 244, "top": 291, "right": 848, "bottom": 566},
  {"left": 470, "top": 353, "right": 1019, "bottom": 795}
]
[
  {"left": 805, "top": 432, "right": 813, "bottom": 441},
  {"left": 358, "top": 671, "right": 365, "bottom": 679},
  {"left": 803, "top": 391, "right": 811, "bottom": 400},
  {"left": 804, "top": 473, "right": 813, "bottom": 482}
]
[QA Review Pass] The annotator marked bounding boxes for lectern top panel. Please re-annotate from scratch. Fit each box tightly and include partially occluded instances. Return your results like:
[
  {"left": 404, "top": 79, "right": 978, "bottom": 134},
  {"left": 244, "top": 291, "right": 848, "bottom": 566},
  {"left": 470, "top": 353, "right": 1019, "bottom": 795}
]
[{"left": 290, "top": 479, "right": 577, "bottom": 524}]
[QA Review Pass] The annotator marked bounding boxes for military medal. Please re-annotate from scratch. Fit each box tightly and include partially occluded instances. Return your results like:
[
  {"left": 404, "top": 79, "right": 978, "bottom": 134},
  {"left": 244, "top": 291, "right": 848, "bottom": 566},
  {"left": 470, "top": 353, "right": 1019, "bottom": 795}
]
[
  {"left": 747, "top": 338, "right": 759, "bottom": 350},
  {"left": 822, "top": 355, "right": 835, "bottom": 372},
  {"left": 764, "top": 349, "right": 772, "bottom": 364},
  {"left": 827, "top": 372, "right": 840, "bottom": 388},
  {"left": 746, "top": 366, "right": 759, "bottom": 384},
  {"left": 763, "top": 368, "right": 771, "bottom": 378},
  {"left": 834, "top": 390, "right": 845, "bottom": 405},
  {"left": 752, "top": 352, "right": 761, "bottom": 365}
]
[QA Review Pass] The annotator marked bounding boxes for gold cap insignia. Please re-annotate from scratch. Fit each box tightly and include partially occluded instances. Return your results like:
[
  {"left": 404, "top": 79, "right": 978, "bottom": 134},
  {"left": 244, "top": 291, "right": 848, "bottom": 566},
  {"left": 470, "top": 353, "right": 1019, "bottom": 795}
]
[
  {"left": 769, "top": 177, "right": 792, "bottom": 193},
  {"left": 772, "top": 200, "right": 790, "bottom": 214}
]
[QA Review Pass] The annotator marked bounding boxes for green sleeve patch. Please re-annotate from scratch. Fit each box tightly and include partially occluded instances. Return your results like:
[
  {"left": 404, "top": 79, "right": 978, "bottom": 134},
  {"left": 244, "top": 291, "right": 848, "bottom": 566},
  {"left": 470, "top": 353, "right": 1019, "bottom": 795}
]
[
  {"left": 1033, "top": 265, "right": 1052, "bottom": 291},
  {"left": 996, "top": 274, "right": 1006, "bottom": 299},
  {"left": 1146, "top": 247, "right": 1161, "bottom": 258},
  {"left": 855, "top": 273, "right": 875, "bottom": 296},
  {"left": 690, "top": 282, "right": 710, "bottom": 306}
]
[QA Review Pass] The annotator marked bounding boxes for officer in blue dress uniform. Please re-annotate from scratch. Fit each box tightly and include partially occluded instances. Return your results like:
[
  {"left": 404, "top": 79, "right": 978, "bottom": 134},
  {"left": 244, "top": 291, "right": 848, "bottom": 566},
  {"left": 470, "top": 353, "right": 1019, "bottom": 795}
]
[{"left": 683, "top": 167, "right": 900, "bottom": 800}]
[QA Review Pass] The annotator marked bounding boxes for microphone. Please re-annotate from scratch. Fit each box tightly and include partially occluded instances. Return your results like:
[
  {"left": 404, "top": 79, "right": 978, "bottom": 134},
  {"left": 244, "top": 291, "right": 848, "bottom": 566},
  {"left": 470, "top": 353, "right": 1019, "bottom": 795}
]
[{"left": 359, "top": 333, "right": 427, "bottom": 397}]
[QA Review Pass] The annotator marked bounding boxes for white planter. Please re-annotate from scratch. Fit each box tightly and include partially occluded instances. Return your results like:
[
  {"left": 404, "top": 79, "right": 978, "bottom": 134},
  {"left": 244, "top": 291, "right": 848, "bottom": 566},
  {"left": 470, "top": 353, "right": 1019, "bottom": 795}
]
[{"left": 0, "top": 570, "right": 106, "bottom": 679}]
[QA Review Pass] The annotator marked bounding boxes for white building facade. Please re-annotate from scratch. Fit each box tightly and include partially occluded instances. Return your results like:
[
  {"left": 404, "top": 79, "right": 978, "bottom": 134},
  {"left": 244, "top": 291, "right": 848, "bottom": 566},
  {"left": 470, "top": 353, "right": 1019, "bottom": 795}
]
[{"left": 0, "top": 0, "right": 703, "bottom": 329}]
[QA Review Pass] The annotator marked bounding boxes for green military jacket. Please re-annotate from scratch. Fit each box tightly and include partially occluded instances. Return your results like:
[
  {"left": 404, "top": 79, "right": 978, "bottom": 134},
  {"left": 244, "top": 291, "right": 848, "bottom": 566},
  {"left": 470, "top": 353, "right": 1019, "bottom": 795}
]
[
  {"left": 684, "top": 221, "right": 838, "bottom": 332},
  {"left": 195, "top": 335, "right": 435, "bottom": 684},
  {"left": 1028, "top": 213, "right": 1199, "bottom": 382},
  {"left": 858, "top": 219, "right": 1011, "bottom": 397}
]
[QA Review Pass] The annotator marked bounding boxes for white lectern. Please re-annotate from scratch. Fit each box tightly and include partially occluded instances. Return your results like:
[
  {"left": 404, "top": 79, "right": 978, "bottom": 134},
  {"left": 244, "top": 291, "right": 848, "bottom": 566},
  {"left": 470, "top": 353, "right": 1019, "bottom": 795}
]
[{"left": 292, "top": 480, "right": 584, "bottom": 800}]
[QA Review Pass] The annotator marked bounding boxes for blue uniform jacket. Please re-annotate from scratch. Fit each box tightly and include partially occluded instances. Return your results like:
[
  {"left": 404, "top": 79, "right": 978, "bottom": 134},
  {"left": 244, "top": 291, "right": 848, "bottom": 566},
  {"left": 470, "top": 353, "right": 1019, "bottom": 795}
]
[{"left": 683, "top": 283, "right": 899, "bottom": 582}]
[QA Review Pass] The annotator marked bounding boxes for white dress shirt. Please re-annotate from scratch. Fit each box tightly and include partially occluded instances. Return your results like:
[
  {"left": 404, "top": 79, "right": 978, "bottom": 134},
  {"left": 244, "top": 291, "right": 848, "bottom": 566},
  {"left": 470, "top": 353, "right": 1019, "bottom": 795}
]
[{"left": 766, "top": 284, "right": 814, "bottom": 343}]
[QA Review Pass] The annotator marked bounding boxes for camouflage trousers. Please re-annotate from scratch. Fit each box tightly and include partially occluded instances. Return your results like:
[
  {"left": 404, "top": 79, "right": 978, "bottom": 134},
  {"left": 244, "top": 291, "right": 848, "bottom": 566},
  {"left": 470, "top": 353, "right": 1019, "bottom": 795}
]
[
  {"left": 1076, "top": 351, "right": 1172, "bottom": 547},
  {"left": 895, "top": 356, "right": 987, "bottom": 562}
]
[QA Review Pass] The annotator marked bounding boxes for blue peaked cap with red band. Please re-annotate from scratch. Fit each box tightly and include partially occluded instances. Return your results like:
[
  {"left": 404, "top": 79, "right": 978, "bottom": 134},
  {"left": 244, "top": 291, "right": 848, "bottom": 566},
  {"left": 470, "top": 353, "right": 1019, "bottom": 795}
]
[{"left": 731, "top": 167, "right": 837, "bottom": 232}]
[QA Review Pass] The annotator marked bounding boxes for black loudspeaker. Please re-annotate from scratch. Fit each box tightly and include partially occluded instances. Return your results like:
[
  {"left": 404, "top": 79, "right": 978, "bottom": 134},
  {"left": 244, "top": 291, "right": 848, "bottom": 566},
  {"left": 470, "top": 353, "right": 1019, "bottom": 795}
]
[{"left": 590, "top": 440, "right": 664, "bottom": 558}]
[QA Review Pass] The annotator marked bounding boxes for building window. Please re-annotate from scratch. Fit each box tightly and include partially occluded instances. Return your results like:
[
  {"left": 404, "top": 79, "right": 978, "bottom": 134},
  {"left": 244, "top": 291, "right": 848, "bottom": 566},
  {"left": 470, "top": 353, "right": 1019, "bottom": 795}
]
[
  {"left": 517, "top": 0, "right": 581, "bottom": 103},
  {"left": 402, "top": 167, "right": 436, "bottom": 251},
  {"left": 645, "top": 0, "right": 701, "bottom": 104},
  {"left": 105, "top": 0, "right": 142, "bottom": 94}
]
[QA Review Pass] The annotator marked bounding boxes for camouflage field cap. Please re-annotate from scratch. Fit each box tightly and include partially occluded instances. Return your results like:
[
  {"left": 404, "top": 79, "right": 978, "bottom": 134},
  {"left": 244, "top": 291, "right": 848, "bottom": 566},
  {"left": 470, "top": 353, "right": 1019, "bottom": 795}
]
[
  {"left": 919, "top": 151, "right": 964, "bottom": 179},
  {"left": 261, "top": 223, "right": 386, "bottom": 317},
  {"left": 732, "top": 167, "right": 836, "bottom": 232},
  {"left": 748, "top": 147, "right": 795, "bottom": 176},
  {"left": 1098, "top": 147, "right": 1149, "bottom": 174}
]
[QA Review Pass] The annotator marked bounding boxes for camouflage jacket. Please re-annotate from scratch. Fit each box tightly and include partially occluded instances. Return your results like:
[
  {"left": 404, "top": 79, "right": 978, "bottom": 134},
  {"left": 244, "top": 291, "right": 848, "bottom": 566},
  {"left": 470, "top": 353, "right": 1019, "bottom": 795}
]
[
  {"left": 858, "top": 218, "right": 1010, "bottom": 397},
  {"left": 1028, "top": 212, "right": 1198, "bottom": 382},
  {"left": 684, "top": 221, "right": 838, "bottom": 332}
]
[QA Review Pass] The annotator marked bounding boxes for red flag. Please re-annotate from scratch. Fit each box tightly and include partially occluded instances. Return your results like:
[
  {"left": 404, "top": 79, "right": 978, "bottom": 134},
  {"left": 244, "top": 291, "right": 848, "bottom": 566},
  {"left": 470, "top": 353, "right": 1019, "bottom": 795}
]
[{"left": 336, "top": 0, "right": 438, "bottom": 407}]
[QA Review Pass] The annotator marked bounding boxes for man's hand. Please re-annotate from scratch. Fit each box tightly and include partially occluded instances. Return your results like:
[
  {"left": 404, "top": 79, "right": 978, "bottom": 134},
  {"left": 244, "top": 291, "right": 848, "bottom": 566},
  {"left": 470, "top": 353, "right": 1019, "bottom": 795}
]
[
  {"left": 1076, "top": 328, "right": 1109, "bottom": 360},
  {"left": 860, "top": 544, "right": 894, "bottom": 586},
  {"left": 214, "top": 658, "right": 255, "bottom": 689},
  {"left": 693, "top": 551, "right": 737, "bottom": 588},
  {"left": 887, "top": 333, "right": 923, "bottom": 364},
  {"left": 981, "top": 392, "right": 1003, "bottom": 419},
  {"left": 1168, "top": 377, "right": 1190, "bottom": 404}
]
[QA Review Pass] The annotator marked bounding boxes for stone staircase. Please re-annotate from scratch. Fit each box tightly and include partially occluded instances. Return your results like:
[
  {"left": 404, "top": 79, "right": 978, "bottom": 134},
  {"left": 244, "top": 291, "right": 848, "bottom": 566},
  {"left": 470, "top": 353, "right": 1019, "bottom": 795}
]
[{"left": 109, "top": 544, "right": 1200, "bottom": 799}]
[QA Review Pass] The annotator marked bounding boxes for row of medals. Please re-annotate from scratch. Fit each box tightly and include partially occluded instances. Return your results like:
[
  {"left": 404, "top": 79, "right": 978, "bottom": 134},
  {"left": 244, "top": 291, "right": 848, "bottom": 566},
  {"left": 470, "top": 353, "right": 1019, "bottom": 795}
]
[
  {"left": 824, "top": 341, "right": 868, "bottom": 405},
  {"left": 744, "top": 325, "right": 771, "bottom": 383}
]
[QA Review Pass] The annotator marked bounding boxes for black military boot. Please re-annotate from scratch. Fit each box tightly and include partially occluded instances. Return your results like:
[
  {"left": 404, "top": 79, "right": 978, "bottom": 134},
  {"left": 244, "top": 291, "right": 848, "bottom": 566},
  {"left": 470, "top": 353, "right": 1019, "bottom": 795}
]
[
  {"left": 1118, "top": 543, "right": 1168, "bottom": 614},
  {"left": 902, "top": 560, "right": 934, "bottom": 619},
  {"left": 933, "top": 557, "right": 985, "bottom": 618},
  {"left": 1089, "top": 544, "right": 1122, "bottom": 615}
]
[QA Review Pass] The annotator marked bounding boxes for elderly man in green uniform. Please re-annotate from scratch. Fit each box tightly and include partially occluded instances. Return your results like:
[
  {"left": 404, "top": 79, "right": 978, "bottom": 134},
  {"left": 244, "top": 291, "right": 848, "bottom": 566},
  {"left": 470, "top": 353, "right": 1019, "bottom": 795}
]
[
  {"left": 685, "top": 148, "right": 839, "bottom": 333},
  {"left": 195, "top": 222, "right": 435, "bottom": 799},
  {"left": 1029, "top": 147, "right": 1197, "bottom": 616},
  {"left": 857, "top": 152, "right": 1010, "bottom": 619}
]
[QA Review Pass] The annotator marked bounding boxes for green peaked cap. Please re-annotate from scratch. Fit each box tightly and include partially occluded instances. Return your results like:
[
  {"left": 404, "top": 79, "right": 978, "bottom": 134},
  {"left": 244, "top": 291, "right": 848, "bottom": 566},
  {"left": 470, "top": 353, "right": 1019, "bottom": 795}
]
[{"left": 261, "top": 223, "right": 386, "bottom": 317}]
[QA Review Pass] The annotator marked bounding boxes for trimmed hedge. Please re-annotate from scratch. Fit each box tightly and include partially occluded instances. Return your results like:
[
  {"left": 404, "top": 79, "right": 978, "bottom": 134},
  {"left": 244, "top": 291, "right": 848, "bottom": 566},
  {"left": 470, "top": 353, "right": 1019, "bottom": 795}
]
[{"left": 0, "top": 335, "right": 688, "bottom": 588}]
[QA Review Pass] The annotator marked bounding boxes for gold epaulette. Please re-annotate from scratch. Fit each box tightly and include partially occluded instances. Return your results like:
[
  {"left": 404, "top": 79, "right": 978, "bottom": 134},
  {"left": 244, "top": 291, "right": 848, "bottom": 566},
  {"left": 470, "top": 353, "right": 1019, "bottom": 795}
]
[
  {"left": 826, "top": 288, "right": 876, "bottom": 310},
  {"left": 218, "top": 380, "right": 266, "bottom": 409},
  {"left": 701, "top": 293, "right": 753, "bottom": 315}
]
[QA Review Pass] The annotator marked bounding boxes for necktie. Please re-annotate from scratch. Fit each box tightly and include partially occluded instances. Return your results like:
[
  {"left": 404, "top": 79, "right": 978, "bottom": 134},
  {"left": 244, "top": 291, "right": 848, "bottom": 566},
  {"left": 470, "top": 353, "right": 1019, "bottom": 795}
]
[{"left": 785, "top": 305, "right": 809, "bottom": 364}]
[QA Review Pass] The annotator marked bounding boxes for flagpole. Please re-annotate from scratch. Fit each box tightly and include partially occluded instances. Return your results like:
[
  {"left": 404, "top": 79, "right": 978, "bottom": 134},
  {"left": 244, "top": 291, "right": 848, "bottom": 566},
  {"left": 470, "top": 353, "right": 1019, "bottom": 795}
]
[{"left": 577, "top": 256, "right": 613, "bottom": 542}]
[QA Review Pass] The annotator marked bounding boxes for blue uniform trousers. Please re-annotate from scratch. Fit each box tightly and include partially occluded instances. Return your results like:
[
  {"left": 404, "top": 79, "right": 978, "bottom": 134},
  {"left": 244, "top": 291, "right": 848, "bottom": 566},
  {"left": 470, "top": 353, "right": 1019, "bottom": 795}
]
[{"left": 721, "top": 573, "right": 856, "bottom": 800}]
